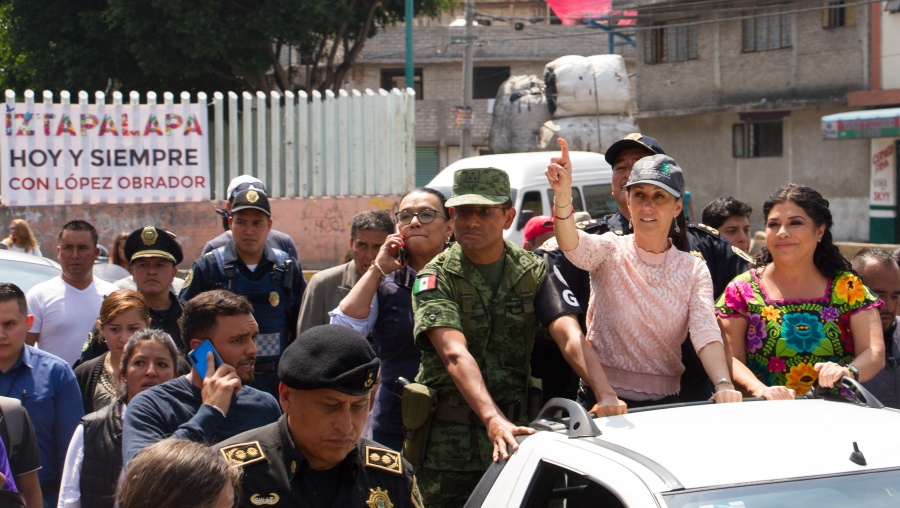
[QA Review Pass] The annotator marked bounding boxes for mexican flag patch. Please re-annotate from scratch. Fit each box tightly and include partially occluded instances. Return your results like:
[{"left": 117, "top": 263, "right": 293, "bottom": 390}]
[{"left": 413, "top": 275, "right": 438, "bottom": 294}]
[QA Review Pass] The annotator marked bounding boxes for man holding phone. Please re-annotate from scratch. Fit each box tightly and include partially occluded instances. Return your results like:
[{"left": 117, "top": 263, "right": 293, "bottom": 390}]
[{"left": 122, "top": 290, "right": 281, "bottom": 464}]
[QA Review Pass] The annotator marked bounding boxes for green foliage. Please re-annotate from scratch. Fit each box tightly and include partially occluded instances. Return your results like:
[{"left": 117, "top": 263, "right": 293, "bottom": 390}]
[{"left": 0, "top": 0, "right": 454, "bottom": 94}]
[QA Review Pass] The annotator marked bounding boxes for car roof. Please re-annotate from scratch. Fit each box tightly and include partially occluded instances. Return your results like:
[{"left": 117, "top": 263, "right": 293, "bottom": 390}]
[
  {"left": 577, "top": 400, "right": 900, "bottom": 490},
  {"left": 430, "top": 151, "right": 611, "bottom": 190},
  {"left": 0, "top": 249, "right": 60, "bottom": 268}
]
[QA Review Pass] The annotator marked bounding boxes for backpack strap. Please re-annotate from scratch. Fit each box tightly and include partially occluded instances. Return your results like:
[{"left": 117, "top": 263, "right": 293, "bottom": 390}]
[{"left": 211, "top": 247, "right": 236, "bottom": 288}]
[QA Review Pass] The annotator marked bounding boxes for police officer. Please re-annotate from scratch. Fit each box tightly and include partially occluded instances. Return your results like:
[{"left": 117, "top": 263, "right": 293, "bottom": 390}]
[
  {"left": 411, "top": 167, "right": 619, "bottom": 508},
  {"left": 179, "top": 189, "right": 306, "bottom": 399},
  {"left": 537, "top": 133, "right": 752, "bottom": 403},
  {"left": 217, "top": 324, "right": 423, "bottom": 508},
  {"left": 78, "top": 226, "right": 189, "bottom": 363}
]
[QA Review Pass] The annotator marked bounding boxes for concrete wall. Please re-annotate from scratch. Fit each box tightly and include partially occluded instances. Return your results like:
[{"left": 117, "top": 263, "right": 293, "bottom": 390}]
[
  {"left": 0, "top": 195, "right": 402, "bottom": 271},
  {"left": 636, "top": 5, "right": 868, "bottom": 112},
  {"left": 638, "top": 107, "right": 871, "bottom": 242}
]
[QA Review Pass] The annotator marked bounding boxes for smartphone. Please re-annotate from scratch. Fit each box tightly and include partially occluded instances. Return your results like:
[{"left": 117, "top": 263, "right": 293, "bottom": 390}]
[
  {"left": 188, "top": 339, "right": 223, "bottom": 378},
  {"left": 398, "top": 245, "right": 407, "bottom": 266}
]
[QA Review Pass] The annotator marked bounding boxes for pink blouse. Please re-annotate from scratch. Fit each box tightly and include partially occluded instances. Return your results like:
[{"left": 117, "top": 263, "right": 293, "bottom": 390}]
[{"left": 565, "top": 231, "right": 722, "bottom": 396}]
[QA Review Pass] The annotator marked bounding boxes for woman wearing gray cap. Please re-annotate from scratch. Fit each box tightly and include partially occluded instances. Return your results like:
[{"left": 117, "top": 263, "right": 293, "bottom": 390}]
[{"left": 546, "top": 139, "right": 741, "bottom": 412}]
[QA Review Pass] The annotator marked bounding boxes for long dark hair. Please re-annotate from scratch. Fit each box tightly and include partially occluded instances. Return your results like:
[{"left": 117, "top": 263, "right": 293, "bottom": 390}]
[
  {"left": 669, "top": 208, "right": 689, "bottom": 253},
  {"left": 753, "top": 183, "right": 851, "bottom": 278}
]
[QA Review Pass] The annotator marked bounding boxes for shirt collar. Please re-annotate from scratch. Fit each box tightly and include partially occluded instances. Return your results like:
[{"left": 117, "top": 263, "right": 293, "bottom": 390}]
[
  {"left": 278, "top": 415, "right": 361, "bottom": 481},
  {"left": 17, "top": 345, "right": 35, "bottom": 370}
]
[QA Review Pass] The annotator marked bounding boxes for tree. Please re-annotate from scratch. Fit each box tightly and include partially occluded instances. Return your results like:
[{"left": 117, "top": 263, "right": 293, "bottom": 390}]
[{"left": 0, "top": 0, "right": 452, "bottom": 94}]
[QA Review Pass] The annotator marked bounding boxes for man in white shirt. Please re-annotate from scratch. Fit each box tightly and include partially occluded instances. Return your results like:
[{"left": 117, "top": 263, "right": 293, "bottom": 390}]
[{"left": 26, "top": 220, "right": 118, "bottom": 365}]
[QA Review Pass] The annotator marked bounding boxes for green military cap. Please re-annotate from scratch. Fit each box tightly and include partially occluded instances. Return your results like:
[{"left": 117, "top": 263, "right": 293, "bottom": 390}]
[{"left": 445, "top": 167, "right": 511, "bottom": 207}]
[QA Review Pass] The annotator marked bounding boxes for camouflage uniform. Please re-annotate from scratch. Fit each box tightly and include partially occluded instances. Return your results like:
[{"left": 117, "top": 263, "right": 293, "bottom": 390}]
[{"left": 412, "top": 240, "right": 546, "bottom": 507}]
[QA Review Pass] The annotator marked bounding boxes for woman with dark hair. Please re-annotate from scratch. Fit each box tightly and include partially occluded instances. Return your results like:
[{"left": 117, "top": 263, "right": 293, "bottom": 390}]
[
  {"left": 60, "top": 329, "right": 180, "bottom": 508},
  {"left": 548, "top": 139, "right": 740, "bottom": 412},
  {"left": 75, "top": 290, "right": 151, "bottom": 414},
  {"left": 331, "top": 187, "right": 453, "bottom": 450},
  {"left": 717, "top": 183, "right": 884, "bottom": 398},
  {"left": 117, "top": 439, "right": 239, "bottom": 508},
  {"left": 108, "top": 232, "right": 129, "bottom": 270}
]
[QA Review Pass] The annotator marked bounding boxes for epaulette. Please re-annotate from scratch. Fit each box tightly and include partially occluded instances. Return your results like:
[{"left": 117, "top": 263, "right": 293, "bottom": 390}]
[
  {"left": 574, "top": 219, "right": 598, "bottom": 231},
  {"left": 364, "top": 445, "right": 403, "bottom": 475},
  {"left": 537, "top": 236, "right": 559, "bottom": 252},
  {"left": 731, "top": 245, "right": 754, "bottom": 263},
  {"left": 689, "top": 222, "right": 720, "bottom": 237},
  {"left": 219, "top": 441, "right": 267, "bottom": 467}
]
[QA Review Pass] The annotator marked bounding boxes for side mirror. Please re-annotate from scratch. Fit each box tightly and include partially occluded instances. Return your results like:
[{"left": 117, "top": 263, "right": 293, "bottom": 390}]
[{"left": 517, "top": 209, "right": 535, "bottom": 230}]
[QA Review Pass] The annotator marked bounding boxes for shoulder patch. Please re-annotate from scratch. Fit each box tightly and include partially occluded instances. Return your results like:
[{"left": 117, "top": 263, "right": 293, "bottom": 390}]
[
  {"left": 364, "top": 445, "right": 403, "bottom": 475},
  {"left": 690, "top": 250, "right": 706, "bottom": 262},
  {"left": 692, "top": 222, "right": 720, "bottom": 237},
  {"left": 220, "top": 441, "right": 267, "bottom": 467},
  {"left": 538, "top": 236, "right": 559, "bottom": 252},
  {"left": 182, "top": 269, "right": 194, "bottom": 289},
  {"left": 413, "top": 274, "right": 437, "bottom": 294},
  {"left": 732, "top": 245, "right": 754, "bottom": 262},
  {"left": 574, "top": 218, "right": 597, "bottom": 231}
]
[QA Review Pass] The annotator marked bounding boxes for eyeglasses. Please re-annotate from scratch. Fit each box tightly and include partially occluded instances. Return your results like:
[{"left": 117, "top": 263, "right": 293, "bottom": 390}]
[
  {"left": 453, "top": 206, "right": 510, "bottom": 219},
  {"left": 395, "top": 209, "right": 441, "bottom": 225}
]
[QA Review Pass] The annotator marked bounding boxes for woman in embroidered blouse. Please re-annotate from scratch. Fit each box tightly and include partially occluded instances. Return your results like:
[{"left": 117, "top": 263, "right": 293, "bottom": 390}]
[
  {"left": 74, "top": 290, "right": 151, "bottom": 414},
  {"left": 547, "top": 139, "right": 741, "bottom": 413},
  {"left": 717, "top": 184, "right": 884, "bottom": 398}
]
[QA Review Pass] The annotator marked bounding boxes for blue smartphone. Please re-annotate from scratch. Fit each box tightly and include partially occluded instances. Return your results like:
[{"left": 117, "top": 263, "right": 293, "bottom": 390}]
[{"left": 188, "top": 339, "right": 223, "bottom": 378}]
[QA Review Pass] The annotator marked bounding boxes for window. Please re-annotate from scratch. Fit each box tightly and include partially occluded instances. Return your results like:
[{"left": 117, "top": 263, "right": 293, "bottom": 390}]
[
  {"left": 887, "top": 0, "right": 900, "bottom": 13},
  {"left": 523, "top": 460, "right": 626, "bottom": 508},
  {"left": 582, "top": 183, "right": 617, "bottom": 220},
  {"left": 742, "top": 7, "right": 791, "bottom": 51},
  {"left": 644, "top": 22, "right": 698, "bottom": 64},
  {"left": 823, "top": 1, "right": 854, "bottom": 28},
  {"left": 380, "top": 68, "right": 423, "bottom": 99},
  {"left": 547, "top": 187, "right": 584, "bottom": 215},
  {"left": 733, "top": 121, "right": 783, "bottom": 158},
  {"left": 473, "top": 67, "right": 511, "bottom": 100}
]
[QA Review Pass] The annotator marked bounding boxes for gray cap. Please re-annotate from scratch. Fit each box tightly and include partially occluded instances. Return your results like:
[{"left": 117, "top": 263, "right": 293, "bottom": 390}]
[
  {"left": 625, "top": 154, "right": 684, "bottom": 198},
  {"left": 445, "top": 167, "right": 511, "bottom": 207}
]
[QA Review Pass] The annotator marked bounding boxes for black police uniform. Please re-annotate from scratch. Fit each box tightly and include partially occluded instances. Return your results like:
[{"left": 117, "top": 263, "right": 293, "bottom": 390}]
[
  {"left": 218, "top": 417, "right": 423, "bottom": 508},
  {"left": 536, "top": 211, "right": 753, "bottom": 402}
]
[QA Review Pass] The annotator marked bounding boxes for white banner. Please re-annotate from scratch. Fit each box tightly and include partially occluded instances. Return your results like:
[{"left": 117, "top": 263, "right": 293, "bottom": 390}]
[{"left": 1, "top": 102, "right": 210, "bottom": 205}]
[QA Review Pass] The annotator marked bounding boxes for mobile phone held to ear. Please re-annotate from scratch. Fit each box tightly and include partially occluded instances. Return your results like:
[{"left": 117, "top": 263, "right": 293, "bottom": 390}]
[
  {"left": 188, "top": 339, "right": 224, "bottom": 378},
  {"left": 398, "top": 245, "right": 407, "bottom": 266}
]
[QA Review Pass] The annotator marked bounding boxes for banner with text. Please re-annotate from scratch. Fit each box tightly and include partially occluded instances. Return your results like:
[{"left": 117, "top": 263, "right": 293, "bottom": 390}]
[{"left": 1, "top": 102, "right": 209, "bottom": 205}]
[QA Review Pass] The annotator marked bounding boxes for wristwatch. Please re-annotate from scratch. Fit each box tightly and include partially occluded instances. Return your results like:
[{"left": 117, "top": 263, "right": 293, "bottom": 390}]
[{"left": 846, "top": 364, "right": 860, "bottom": 381}]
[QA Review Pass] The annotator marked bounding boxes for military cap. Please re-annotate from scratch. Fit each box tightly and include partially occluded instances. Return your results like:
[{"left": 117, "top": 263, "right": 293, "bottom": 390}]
[
  {"left": 604, "top": 132, "right": 666, "bottom": 166},
  {"left": 231, "top": 188, "right": 271, "bottom": 217},
  {"left": 625, "top": 154, "right": 685, "bottom": 198},
  {"left": 278, "top": 324, "right": 380, "bottom": 395},
  {"left": 226, "top": 175, "right": 267, "bottom": 202},
  {"left": 124, "top": 226, "right": 183, "bottom": 265},
  {"left": 444, "top": 167, "right": 511, "bottom": 207}
]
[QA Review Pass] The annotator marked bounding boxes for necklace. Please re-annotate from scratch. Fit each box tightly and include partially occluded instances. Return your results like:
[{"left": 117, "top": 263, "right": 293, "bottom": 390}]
[{"left": 634, "top": 238, "right": 670, "bottom": 286}]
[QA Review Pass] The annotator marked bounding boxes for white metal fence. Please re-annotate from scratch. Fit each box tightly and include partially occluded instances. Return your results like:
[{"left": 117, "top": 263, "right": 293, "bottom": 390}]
[{"left": 3, "top": 87, "right": 416, "bottom": 201}]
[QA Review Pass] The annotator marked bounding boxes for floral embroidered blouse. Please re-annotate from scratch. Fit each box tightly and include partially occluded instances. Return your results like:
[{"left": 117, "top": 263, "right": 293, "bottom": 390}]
[{"left": 716, "top": 269, "right": 880, "bottom": 396}]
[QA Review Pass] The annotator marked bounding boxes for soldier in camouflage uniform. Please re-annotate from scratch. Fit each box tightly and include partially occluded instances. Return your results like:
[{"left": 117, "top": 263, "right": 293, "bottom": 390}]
[
  {"left": 412, "top": 167, "right": 620, "bottom": 508},
  {"left": 537, "top": 133, "right": 752, "bottom": 404}
]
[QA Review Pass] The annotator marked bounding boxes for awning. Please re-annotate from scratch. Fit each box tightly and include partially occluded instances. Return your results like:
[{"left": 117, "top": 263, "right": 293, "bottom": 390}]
[{"left": 821, "top": 108, "right": 900, "bottom": 140}]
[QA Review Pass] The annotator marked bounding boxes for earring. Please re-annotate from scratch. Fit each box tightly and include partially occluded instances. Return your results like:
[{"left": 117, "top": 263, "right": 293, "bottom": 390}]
[
  {"left": 673, "top": 217, "right": 681, "bottom": 234},
  {"left": 628, "top": 219, "right": 633, "bottom": 231}
]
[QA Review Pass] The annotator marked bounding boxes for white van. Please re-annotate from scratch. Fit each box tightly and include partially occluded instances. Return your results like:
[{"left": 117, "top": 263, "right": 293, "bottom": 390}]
[{"left": 426, "top": 151, "right": 615, "bottom": 247}]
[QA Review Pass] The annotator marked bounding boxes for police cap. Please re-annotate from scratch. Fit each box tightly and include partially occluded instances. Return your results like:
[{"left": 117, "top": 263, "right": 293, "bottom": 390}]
[
  {"left": 124, "top": 226, "right": 183, "bottom": 265},
  {"left": 604, "top": 132, "right": 666, "bottom": 166},
  {"left": 231, "top": 188, "right": 271, "bottom": 217},
  {"left": 278, "top": 324, "right": 380, "bottom": 395}
]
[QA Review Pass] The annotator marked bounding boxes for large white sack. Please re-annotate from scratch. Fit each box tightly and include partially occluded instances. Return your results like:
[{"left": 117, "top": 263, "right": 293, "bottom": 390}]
[
  {"left": 544, "top": 55, "right": 630, "bottom": 118},
  {"left": 488, "top": 75, "right": 552, "bottom": 153},
  {"left": 538, "top": 116, "right": 638, "bottom": 153}
]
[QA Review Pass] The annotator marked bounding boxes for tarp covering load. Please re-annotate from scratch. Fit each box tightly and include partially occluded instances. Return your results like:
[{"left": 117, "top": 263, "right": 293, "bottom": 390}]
[
  {"left": 488, "top": 75, "right": 552, "bottom": 153},
  {"left": 544, "top": 55, "right": 630, "bottom": 118},
  {"left": 538, "top": 115, "right": 637, "bottom": 153}
]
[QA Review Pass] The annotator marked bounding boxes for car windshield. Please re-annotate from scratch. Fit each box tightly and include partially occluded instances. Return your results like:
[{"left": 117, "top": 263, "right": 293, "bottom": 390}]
[{"left": 664, "top": 469, "right": 900, "bottom": 508}]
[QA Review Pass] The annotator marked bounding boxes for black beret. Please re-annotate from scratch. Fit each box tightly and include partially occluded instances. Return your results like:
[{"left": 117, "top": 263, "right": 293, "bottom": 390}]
[
  {"left": 124, "top": 226, "right": 184, "bottom": 265},
  {"left": 278, "top": 325, "right": 380, "bottom": 395}
]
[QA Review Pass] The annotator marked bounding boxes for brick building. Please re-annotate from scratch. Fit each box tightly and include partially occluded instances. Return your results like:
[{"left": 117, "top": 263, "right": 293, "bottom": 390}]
[
  {"left": 615, "top": 0, "right": 900, "bottom": 242},
  {"left": 346, "top": 0, "right": 636, "bottom": 185}
]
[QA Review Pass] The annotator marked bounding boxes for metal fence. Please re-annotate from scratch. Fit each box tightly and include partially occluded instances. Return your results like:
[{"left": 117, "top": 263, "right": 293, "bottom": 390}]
[{"left": 4, "top": 87, "right": 416, "bottom": 200}]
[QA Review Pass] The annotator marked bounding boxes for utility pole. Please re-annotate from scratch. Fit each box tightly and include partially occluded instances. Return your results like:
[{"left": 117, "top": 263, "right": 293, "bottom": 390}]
[
  {"left": 460, "top": 0, "right": 475, "bottom": 158},
  {"left": 405, "top": 0, "right": 414, "bottom": 89}
]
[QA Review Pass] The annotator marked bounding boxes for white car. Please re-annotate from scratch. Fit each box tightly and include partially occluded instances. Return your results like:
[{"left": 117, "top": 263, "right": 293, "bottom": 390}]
[{"left": 465, "top": 380, "right": 900, "bottom": 508}]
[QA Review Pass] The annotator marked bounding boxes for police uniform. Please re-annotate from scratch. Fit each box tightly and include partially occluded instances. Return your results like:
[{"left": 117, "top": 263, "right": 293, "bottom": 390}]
[
  {"left": 218, "top": 325, "right": 423, "bottom": 508},
  {"left": 77, "top": 226, "right": 189, "bottom": 365},
  {"left": 179, "top": 190, "right": 306, "bottom": 398},
  {"left": 411, "top": 168, "right": 581, "bottom": 507},
  {"left": 537, "top": 211, "right": 752, "bottom": 403}
]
